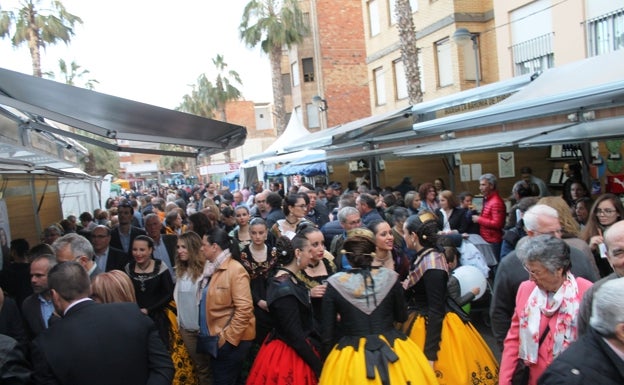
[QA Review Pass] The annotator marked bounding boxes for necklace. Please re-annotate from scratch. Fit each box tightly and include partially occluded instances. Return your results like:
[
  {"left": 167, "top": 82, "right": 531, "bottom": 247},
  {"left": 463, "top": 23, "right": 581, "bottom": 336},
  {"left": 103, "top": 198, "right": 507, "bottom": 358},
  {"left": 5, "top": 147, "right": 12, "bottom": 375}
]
[{"left": 285, "top": 216, "right": 299, "bottom": 225}]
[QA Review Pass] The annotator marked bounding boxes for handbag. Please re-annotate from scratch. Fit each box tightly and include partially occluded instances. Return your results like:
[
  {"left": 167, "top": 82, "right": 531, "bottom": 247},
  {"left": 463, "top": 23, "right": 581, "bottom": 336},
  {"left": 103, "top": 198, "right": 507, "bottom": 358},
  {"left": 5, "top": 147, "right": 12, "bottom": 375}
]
[
  {"left": 196, "top": 334, "right": 219, "bottom": 358},
  {"left": 196, "top": 281, "right": 234, "bottom": 359},
  {"left": 511, "top": 325, "right": 550, "bottom": 385}
]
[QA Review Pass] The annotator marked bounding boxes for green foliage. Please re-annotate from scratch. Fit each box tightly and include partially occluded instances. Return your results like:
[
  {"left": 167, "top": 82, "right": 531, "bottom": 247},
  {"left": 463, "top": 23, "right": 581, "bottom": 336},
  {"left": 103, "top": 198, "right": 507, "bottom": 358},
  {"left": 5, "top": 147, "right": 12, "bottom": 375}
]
[
  {"left": 0, "top": 0, "right": 83, "bottom": 77},
  {"left": 43, "top": 58, "right": 99, "bottom": 89}
]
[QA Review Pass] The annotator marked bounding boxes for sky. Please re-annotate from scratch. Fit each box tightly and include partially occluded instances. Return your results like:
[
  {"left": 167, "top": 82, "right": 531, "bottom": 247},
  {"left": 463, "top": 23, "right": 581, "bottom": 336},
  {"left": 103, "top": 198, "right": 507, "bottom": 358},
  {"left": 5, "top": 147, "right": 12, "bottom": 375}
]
[{"left": 0, "top": 0, "right": 273, "bottom": 109}]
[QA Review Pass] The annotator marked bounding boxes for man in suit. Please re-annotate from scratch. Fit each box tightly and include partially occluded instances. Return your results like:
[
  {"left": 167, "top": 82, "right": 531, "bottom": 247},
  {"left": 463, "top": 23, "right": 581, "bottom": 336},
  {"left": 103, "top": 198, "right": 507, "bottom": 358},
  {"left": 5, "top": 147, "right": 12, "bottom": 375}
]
[
  {"left": 31, "top": 262, "right": 174, "bottom": 385},
  {"left": 144, "top": 214, "right": 177, "bottom": 280},
  {"left": 21, "top": 254, "right": 58, "bottom": 340},
  {"left": 110, "top": 201, "right": 146, "bottom": 256},
  {"left": 89, "top": 225, "right": 130, "bottom": 271},
  {"left": 52, "top": 233, "right": 103, "bottom": 281}
]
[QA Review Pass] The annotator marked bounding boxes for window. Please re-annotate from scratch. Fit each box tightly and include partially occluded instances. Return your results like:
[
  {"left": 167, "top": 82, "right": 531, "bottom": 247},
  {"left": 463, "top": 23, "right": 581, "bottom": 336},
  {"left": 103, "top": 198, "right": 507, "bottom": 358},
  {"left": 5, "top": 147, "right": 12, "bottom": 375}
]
[
  {"left": 435, "top": 38, "right": 452, "bottom": 87},
  {"left": 302, "top": 58, "right": 315, "bottom": 82},
  {"left": 373, "top": 66, "right": 386, "bottom": 105},
  {"left": 511, "top": 33, "right": 554, "bottom": 75},
  {"left": 389, "top": 0, "right": 418, "bottom": 25},
  {"left": 368, "top": 0, "right": 380, "bottom": 36},
  {"left": 587, "top": 8, "right": 624, "bottom": 56},
  {"left": 306, "top": 103, "right": 320, "bottom": 128},
  {"left": 461, "top": 35, "right": 481, "bottom": 82},
  {"left": 393, "top": 59, "right": 408, "bottom": 100},
  {"left": 510, "top": 0, "right": 554, "bottom": 76},
  {"left": 291, "top": 61, "right": 300, "bottom": 87}
]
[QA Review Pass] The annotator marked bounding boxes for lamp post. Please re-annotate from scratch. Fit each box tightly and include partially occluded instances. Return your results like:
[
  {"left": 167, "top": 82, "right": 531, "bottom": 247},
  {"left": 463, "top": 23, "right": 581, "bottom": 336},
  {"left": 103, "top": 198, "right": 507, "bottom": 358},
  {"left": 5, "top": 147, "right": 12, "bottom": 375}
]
[
  {"left": 452, "top": 28, "right": 480, "bottom": 87},
  {"left": 312, "top": 95, "right": 328, "bottom": 111}
]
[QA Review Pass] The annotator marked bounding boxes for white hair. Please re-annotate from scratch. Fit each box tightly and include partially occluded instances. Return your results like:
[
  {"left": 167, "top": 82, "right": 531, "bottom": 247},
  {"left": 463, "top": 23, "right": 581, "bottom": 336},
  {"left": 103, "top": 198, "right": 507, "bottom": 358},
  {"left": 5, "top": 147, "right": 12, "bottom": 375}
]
[
  {"left": 590, "top": 277, "right": 624, "bottom": 337},
  {"left": 523, "top": 204, "right": 558, "bottom": 231}
]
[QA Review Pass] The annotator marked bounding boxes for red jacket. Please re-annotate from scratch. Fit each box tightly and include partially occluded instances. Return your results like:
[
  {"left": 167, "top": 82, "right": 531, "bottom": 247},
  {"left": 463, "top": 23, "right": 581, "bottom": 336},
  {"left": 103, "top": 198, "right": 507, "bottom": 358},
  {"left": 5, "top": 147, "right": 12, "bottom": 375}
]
[{"left": 478, "top": 190, "right": 506, "bottom": 243}]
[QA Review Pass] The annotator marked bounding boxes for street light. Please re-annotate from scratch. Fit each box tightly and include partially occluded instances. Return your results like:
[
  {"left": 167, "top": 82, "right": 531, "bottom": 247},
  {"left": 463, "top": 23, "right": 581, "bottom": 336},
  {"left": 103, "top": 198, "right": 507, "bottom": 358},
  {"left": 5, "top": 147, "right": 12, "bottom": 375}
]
[
  {"left": 452, "top": 28, "right": 480, "bottom": 87},
  {"left": 312, "top": 95, "right": 328, "bottom": 112}
]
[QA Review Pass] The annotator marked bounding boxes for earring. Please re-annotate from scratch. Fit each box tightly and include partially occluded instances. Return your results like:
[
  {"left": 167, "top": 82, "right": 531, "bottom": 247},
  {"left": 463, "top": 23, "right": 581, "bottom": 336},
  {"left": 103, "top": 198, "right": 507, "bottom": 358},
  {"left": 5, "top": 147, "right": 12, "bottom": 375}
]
[{"left": 296, "top": 256, "right": 301, "bottom": 266}]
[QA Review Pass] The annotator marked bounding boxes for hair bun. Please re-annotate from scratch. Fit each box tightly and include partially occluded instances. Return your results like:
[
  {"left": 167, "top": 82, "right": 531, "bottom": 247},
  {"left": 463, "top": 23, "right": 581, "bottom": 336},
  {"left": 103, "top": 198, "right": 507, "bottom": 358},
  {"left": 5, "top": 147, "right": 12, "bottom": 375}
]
[{"left": 346, "top": 228, "right": 374, "bottom": 241}]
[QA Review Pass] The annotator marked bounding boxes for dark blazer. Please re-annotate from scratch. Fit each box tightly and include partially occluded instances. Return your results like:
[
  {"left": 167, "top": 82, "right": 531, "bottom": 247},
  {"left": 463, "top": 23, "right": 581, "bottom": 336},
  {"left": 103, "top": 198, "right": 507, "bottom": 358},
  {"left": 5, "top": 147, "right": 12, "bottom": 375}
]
[
  {"left": 104, "top": 246, "right": 130, "bottom": 272},
  {"left": 32, "top": 301, "right": 174, "bottom": 385},
  {"left": 110, "top": 226, "right": 147, "bottom": 255},
  {"left": 0, "top": 296, "right": 28, "bottom": 345},
  {"left": 20, "top": 294, "right": 60, "bottom": 340}
]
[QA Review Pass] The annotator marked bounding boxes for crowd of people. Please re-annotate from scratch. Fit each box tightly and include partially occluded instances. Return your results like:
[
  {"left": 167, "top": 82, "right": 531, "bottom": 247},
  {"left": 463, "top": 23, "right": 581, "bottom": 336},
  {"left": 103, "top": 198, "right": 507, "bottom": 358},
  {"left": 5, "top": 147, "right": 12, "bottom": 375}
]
[{"left": 0, "top": 169, "right": 623, "bottom": 385}]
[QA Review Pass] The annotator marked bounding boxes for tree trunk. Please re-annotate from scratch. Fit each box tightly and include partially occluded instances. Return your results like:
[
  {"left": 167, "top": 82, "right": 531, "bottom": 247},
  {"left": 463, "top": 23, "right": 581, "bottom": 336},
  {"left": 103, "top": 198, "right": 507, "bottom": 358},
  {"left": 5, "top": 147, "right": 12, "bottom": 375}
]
[
  {"left": 27, "top": 13, "right": 42, "bottom": 77},
  {"left": 269, "top": 45, "right": 286, "bottom": 136},
  {"left": 395, "top": 0, "right": 422, "bottom": 104}
]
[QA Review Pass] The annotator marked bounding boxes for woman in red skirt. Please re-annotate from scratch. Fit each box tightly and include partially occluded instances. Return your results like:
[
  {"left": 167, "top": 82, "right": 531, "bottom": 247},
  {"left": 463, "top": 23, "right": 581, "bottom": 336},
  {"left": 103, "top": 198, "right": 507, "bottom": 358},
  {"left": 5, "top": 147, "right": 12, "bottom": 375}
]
[{"left": 246, "top": 234, "right": 322, "bottom": 385}]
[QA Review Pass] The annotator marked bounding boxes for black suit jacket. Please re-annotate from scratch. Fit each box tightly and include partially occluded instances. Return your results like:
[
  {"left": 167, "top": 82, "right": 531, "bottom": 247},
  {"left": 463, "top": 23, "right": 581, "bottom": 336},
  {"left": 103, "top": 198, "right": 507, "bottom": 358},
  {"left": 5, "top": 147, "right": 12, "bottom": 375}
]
[
  {"left": 32, "top": 301, "right": 174, "bottom": 385},
  {"left": 104, "top": 246, "right": 130, "bottom": 272},
  {"left": 20, "top": 294, "right": 59, "bottom": 340},
  {"left": 110, "top": 226, "right": 147, "bottom": 256}
]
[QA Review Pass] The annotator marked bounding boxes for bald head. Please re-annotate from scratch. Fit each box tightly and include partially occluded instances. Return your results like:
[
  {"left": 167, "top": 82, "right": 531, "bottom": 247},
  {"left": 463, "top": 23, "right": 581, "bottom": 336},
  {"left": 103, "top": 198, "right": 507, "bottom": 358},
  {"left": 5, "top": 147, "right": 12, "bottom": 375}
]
[{"left": 605, "top": 220, "right": 624, "bottom": 276}]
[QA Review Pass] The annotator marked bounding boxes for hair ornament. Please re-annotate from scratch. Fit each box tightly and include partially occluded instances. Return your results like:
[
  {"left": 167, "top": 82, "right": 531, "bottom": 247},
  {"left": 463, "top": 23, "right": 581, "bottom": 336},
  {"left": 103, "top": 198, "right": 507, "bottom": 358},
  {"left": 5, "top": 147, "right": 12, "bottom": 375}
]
[
  {"left": 345, "top": 227, "right": 374, "bottom": 241},
  {"left": 340, "top": 249, "right": 376, "bottom": 258},
  {"left": 418, "top": 211, "right": 437, "bottom": 224}
]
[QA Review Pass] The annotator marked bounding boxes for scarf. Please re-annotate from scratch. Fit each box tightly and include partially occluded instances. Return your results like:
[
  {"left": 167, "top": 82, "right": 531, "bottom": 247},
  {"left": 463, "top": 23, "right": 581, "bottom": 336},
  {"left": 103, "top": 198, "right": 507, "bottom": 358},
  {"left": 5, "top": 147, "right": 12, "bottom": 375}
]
[
  {"left": 198, "top": 249, "right": 231, "bottom": 294},
  {"left": 403, "top": 248, "right": 448, "bottom": 289},
  {"left": 518, "top": 271, "right": 580, "bottom": 364}
]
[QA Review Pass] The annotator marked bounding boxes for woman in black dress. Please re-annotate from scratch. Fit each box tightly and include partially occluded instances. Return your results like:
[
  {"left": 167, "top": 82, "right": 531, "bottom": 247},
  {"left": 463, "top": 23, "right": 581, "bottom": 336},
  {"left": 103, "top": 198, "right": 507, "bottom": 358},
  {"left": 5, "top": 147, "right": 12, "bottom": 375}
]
[{"left": 247, "top": 235, "right": 322, "bottom": 384}]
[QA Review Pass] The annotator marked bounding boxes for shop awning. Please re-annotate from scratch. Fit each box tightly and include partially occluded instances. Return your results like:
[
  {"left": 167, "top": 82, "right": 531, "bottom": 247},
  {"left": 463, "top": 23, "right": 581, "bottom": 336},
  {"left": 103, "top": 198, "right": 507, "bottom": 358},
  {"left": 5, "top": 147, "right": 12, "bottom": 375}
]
[
  {"left": 518, "top": 116, "right": 624, "bottom": 147},
  {"left": 282, "top": 74, "right": 533, "bottom": 153},
  {"left": 283, "top": 106, "right": 413, "bottom": 152},
  {"left": 0, "top": 67, "right": 247, "bottom": 158},
  {"left": 410, "top": 49, "right": 624, "bottom": 137},
  {"left": 396, "top": 123, "right": 573, "bottom": 157}
]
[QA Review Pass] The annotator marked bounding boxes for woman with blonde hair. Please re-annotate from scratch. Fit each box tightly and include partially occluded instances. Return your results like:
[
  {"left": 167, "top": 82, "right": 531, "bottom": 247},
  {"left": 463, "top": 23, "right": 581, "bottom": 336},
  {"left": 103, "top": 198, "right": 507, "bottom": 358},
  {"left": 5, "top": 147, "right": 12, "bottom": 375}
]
[
  {"left": 91, "top": 270, "right": 136, "bottom": 303},
  {"left": 174, "top": 231, "right": 210, "bottom": 385},
  {"left": 537, "top": 196, "right": 598, "bottom": 276}
]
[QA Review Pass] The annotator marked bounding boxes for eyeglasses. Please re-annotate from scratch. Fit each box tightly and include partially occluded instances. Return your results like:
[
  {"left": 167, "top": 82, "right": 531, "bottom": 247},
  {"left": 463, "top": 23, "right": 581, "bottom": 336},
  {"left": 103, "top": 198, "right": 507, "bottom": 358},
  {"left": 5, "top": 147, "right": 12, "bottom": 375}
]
[
  {"left": 92, "top": 235, "right": 110, "bottom": 239},
  {"left": 255, "top": 200, "right": 266, "bottom": 203},
  {"left": 533, "top": 228, "right": 563, "bottom": 237},
  {"left": 294, "top": 204, "right": 308, "bottom": 208},
  {"left": 346, "top": 219, "right": 361, "bottom": 226},
  {"left": 596, "top": 208, "right": 617, "bottom": 216},
  {"left": 523, "top": 263, "right": 547, "bottom": 278}
]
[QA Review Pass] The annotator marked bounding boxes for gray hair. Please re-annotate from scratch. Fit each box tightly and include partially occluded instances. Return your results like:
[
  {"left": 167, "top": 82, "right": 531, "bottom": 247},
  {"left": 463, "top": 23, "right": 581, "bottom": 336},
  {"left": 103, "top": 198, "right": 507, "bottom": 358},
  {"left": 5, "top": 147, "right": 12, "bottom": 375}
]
[
  {"left": 479, "top": 173, "right": 497, "bottom": 189},
  {"left": 31, "top": 253, "right": 58, "bottom": 270},
  {"left": 590, "top": 277, "right": 624, "bottom": 337},
  {"left": 516, "top": 234, "right": 571, "bottom": 273},
  {"left": 48, "top": 261, "right": 91, "bottom": 301},
  {"left": 338, "top": 206, "right": 359, "bottom": 223},
  {"left": 52, "top": 233, "right": 94, "bottom": 260},
  {"left": 523, "top": 204, "right": 558, "bottom": 232}
]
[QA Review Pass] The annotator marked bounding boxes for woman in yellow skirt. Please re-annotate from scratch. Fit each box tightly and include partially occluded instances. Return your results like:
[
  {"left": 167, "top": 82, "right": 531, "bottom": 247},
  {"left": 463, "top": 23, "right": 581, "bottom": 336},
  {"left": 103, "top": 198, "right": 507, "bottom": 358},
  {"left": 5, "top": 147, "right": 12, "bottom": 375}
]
[
  {"left": 319, "top": 228, "right": 437, "bottom": 385},
  {"left": 401, "top": 211, "right": 498, "bottom": 385}
]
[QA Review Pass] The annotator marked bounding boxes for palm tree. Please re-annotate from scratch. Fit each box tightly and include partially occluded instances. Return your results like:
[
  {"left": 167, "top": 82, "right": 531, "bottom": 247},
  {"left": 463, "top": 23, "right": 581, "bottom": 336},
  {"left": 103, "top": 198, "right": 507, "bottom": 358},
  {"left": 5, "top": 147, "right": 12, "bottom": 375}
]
[
  {"left": 212, "top": 54, "right": 243, "bottom": 122},
  {"left": 395, "top": 0, "right": 423, "bottom": 104},
  {"left": 240, "top": 0, "right": 308, "bottom": 136},
  {"left": 177, "top": 73, "right": 219, "bottom": 165},
  {"left": 211, "top": 54, "right": 242, "bottom": 163},
  {"left": 0, "top": 0, "right": 82, "bottom": 78},
  {"left": 44, "top": 58, "right": 99, "bottom": 89}
]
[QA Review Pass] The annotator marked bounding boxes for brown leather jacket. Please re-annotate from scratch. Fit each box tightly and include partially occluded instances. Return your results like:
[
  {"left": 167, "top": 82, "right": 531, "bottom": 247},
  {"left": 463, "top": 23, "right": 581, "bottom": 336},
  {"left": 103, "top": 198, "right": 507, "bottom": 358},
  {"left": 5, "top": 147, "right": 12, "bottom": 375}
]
[{"left": 205, "top": 257, "right": 255, "bottom": 346}]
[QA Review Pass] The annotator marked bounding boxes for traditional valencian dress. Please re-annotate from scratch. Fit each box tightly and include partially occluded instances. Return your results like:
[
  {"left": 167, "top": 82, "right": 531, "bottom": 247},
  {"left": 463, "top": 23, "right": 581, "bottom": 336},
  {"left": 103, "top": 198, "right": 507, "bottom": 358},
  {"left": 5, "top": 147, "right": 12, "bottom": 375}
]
[
  {"left": 246, "top": 269, "right": 322, "bottom": 385},
  {"left": 402, "top": 247, "right": 499, "bottom": 385},
  {"left": 319, "top": 267, "right": 437, "bottom": 385}
]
